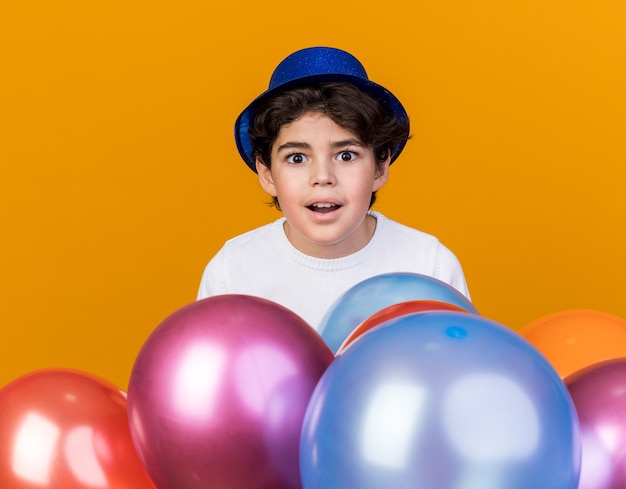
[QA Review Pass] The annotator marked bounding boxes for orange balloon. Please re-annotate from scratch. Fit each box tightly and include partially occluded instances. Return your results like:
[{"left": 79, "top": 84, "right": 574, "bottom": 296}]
[
  {"left": 337, "top": 300, "right": 467, "bottom": 354},
  {"left": 0, "top": 369, "right": 156, "bottom": 489},
  {"left": 519, "top": 309, "right": 626, "bottom": 379}
]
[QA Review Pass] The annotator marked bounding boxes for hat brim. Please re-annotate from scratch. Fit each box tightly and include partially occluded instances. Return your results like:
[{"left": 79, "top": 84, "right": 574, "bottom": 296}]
[{"left": 234, "top": 74, "right": 409, "bottom": 173}]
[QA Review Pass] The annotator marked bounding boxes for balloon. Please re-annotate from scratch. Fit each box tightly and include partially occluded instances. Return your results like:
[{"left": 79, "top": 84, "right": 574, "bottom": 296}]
[
  {"left": 519, "top": 309, "right": 626, "bottom": 378},
  {"left": 301, "top": 311, "right": 581, "bottom": 489},
  {"left": 566, "top": 358, "right": 626, "bottom": 489},
  {"left": 0, "top": 369, "right": 156, "bottom": 489},
  {"left": 337, "top": 300, "right": 467, "bottom": 354},
  {"left": 318, "top": 273, "right": 478, "bottom": 353},
  {"left": 128, "top": 294, "right": 334, "bottom": 489}
]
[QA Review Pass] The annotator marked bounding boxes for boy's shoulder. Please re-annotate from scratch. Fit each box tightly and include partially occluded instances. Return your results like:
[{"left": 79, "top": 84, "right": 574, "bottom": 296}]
[
  {"left": 372, "top": 212, "right": 464, "bottom": 276},
  {"left": 373, "top": 212, "right": 441, "bottom": 245},
  {"left": 221, "top": 218, "right": 285, "bottom": 250}
]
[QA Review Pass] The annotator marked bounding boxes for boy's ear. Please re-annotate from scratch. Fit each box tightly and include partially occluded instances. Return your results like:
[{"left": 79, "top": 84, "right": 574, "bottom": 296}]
[
  {"left": 256, "top": 158, "right": 277, "bottom": 196},
  {"left": 372, "top": 157, "right": 390, "bottom": 191}
]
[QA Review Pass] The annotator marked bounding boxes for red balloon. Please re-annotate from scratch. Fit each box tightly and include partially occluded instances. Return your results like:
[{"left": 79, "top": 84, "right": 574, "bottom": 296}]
[
  {"left": 0, "top": 369, "right": 155, "bottom": 489},
  {"left": 337, "top": 300, "right": 467, "bottom": 353},
  {"left": 128, "top": 295, "right": 334, "bottom": 489}
]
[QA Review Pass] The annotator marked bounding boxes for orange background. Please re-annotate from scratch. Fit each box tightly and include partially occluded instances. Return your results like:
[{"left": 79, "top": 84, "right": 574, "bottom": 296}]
[{"left": 2, "top": 0, "right": 625, "bottom": 389}]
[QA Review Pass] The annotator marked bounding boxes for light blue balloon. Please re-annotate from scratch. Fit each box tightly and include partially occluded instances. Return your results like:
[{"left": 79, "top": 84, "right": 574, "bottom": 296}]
[
  {"left": 318, "top": 272, "right": 478, "bottom": 353},
  {"left": 301, "top": 311, "right": 581, "bottom": 489}
]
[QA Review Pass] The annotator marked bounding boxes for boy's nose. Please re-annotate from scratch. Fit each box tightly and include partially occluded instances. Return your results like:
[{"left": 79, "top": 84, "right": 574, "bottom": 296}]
[{"left": 310, "top": 160, "right": 336, "bottom": 186}]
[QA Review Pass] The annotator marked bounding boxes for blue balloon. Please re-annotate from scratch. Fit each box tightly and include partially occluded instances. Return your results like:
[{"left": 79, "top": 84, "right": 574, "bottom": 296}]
[
  {"left": 318, "top": 272, "right": 478, "bottom": 353},
  {"left": 301, "top": 311, "right": 581, "bottom": 489}
]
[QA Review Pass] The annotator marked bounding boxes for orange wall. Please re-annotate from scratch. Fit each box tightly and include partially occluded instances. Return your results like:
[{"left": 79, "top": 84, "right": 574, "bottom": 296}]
[{"left": 2, "top": 0, "right": 625, "bottom": 389}]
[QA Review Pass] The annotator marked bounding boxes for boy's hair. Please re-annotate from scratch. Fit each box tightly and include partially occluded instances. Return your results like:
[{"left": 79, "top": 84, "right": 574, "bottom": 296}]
[{"left": 249, "top": 82, "right": 410, "bottom": 210}]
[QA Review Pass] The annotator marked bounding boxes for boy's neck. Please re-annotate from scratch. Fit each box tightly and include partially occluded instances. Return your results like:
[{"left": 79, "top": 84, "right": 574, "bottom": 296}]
[{"left": 282, "top": 214, "right": 377, "bottom": 259}]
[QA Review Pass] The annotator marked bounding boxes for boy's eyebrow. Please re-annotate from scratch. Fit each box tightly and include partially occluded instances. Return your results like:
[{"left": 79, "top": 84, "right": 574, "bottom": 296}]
[
  {"left": 331, "top": 138, "right": 364, "bottom": 148},
  {"left": 276, "top": 141, "right": 311, "bottom": 152},
  {"left": 276, "top": 139, "right": 364, "bottom": 152}
]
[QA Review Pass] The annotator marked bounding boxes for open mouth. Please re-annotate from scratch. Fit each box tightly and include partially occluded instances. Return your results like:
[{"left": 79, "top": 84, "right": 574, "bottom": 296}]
[{"left": 308, "top": 202, "right": 341, "bottom": 213}]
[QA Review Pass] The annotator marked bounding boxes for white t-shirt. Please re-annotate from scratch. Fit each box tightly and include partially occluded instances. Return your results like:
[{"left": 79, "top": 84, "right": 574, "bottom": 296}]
[{"left": 197, "top": 211, "right": 470, "bottom": 331}]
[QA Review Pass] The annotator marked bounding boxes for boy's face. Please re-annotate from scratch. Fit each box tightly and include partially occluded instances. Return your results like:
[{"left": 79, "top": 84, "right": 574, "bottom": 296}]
[{"left": 256, "top": 112, "right": 389, "bottom": 259}]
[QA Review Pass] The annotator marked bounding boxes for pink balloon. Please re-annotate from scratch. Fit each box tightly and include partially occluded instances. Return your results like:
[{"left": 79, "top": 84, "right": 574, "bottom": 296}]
[
  {"left": 566, "top": 358, "right": 626, "bottom": 489},
  {"left": 128, "top": 295, "right": 334, "bottom": 489}
]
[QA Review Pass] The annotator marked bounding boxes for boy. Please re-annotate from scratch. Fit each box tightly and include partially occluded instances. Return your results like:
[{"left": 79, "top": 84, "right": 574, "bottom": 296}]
[{"left": 197, "top": 46, "right": 470, "bottom": 330}]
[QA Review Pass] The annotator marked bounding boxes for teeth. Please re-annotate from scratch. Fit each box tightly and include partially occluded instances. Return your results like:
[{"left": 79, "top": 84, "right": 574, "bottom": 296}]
[{"left": 312, "top": 203, "right": 335, "bottom": 208}]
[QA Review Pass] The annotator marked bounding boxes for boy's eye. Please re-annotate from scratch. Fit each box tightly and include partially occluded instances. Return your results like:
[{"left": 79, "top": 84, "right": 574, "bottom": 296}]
[
  {"left": 287, "top": 153, "right": 306, "bottom": 164},
  {"left": 338, "top": 151, "right": 357, "bottom": 162}
]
